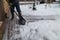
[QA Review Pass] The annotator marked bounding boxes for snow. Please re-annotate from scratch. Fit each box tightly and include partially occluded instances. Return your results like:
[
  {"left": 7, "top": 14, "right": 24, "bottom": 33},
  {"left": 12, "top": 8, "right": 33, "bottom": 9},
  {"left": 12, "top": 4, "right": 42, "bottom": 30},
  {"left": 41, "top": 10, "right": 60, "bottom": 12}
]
[
  {"left": 11, "top": 20, "right": 60, "bottom": 40},
  {"left": 19, "top": 1, "right": 34, "bottom": 4},
  {"left": 3, "top": 3, "right": 60, "bottom": 40},
  {"left": 56, "top": 0, "right": 60, "bottom": 1},
  {"left": 19, "top": 4, "right": 60, "bottom": 16}
]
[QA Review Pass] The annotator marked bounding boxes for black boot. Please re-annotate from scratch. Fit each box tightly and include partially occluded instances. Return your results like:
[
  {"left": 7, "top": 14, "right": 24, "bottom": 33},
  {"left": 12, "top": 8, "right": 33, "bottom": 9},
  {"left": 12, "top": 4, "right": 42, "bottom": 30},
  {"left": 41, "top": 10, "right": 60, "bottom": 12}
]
[{"left": 18, "top": 16, "right": 26, "bottom": 25}]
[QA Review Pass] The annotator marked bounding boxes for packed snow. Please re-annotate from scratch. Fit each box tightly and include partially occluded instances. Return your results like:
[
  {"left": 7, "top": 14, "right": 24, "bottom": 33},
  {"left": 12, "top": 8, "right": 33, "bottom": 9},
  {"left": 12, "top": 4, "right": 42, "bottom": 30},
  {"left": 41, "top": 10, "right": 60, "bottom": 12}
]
[{"left": 3, "top": 3, "right": 60, "bottom": 40}]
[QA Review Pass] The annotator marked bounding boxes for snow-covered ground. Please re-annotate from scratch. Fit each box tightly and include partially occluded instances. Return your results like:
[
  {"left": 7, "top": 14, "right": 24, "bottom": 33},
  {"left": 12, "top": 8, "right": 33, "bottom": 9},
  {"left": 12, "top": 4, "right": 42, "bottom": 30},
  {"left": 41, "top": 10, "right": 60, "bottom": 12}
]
[
  {"left": 20, "top": 4, "right": 60, "bottom": 16},
  {"left": 3, "top": 4, "right": 60, "bottom": 40},
  {"left": 13, "top": 20, "right": 60, "bottom": 40}
]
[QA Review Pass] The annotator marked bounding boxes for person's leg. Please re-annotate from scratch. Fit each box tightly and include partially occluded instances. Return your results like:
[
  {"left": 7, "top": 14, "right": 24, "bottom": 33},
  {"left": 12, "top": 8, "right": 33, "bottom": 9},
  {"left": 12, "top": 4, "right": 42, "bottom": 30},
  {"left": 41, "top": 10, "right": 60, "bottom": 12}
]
[
  {"left": 10, "top": 5, "right": 15, "bottom": 20},
  {"left": 15, "top": 3, "right": 21, "bottom": 18},
  {"left": 15, "top": 3, "right": 26, "bottom": 25}
]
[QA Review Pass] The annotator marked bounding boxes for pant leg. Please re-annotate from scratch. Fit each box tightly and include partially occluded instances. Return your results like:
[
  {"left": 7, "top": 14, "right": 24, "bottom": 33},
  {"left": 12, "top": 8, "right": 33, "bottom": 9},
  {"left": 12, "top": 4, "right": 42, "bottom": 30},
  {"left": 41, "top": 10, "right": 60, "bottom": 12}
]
[
  {"left": 10, "top": 5, "right": 15, "bottom": 20},
  {"left": 15, "top": 3, "right": 22, "bottom": 18}
]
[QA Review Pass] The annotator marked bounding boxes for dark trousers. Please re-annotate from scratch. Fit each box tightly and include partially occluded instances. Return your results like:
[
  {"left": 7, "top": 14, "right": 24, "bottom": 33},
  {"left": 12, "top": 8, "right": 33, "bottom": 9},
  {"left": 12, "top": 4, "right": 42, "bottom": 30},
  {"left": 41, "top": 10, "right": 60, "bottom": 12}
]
[{"left": 10, "top": 2, "right": 21, "bottom": 20}]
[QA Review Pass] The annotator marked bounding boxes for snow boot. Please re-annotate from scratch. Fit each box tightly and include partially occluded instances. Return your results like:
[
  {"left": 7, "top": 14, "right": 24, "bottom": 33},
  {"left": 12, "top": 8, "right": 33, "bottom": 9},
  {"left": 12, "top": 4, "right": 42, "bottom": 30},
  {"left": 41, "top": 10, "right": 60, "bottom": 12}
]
[{"left": 18, "top": 16, "right": 26, "bottom": 25}]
